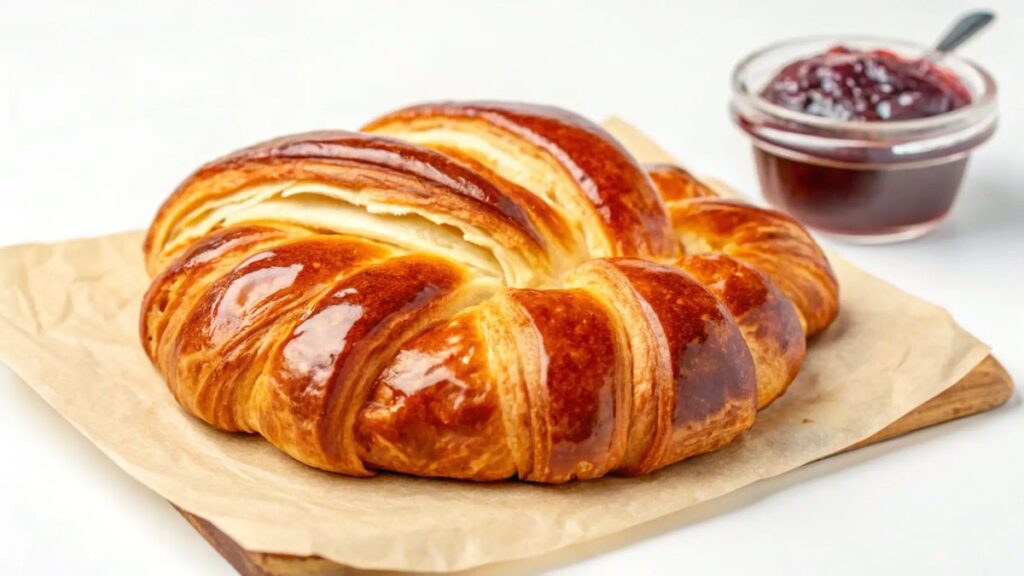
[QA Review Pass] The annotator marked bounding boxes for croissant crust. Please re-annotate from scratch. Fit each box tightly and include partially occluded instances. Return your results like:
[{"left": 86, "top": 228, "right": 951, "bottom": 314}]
[{"left": 141, "top": 101, "right": 838, "bottom": 482}]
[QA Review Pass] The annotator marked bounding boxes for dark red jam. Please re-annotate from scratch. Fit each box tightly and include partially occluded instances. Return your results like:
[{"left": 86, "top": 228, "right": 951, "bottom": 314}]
[
  {"left": 761, "top": 46, "right": 971, "bottom": 122},
  {"left": 753, "top": 151, "right": 967, "bottom": 235},
  {"left": 743, "top": 45, "right": 984, "bottom": 239}
]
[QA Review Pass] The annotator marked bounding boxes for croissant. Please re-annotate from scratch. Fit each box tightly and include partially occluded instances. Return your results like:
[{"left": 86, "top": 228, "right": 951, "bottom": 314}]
[{"left": 141, "top": 102, "right": 838, "bottom": 483}]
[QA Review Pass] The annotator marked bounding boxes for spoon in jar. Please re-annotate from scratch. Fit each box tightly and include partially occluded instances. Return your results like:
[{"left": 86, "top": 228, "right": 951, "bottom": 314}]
[{"left": 934, "top": 11, "right": 995, "bottom": 53}]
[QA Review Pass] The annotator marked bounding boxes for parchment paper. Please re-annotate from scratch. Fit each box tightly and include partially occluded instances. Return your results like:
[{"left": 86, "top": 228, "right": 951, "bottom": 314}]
[{"left": 0, "top": 120, "right": 990, "bottom": 572}]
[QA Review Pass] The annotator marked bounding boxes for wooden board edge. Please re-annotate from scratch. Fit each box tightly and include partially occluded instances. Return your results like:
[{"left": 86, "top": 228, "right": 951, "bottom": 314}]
[
  {"left": 176, "top": 354, "right": 1015, "bottom": 576},
  {"left": 843, "top": 355, "right": 1013, "bottom": 453},
  {"left": 175, "top": 507, "right": 351, "bottom": 575},
  {"left": 176, "top": 506, "right": 275, "bottom": 576}
]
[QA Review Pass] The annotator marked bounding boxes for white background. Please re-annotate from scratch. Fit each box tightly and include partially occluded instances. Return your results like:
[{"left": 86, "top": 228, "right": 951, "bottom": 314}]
[{"left": 2, "top": 1, "right": 1022, "bottom": 574}]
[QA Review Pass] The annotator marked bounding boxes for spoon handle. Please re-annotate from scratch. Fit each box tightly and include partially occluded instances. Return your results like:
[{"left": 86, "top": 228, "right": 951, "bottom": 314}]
[{"left": 935, "top": 11, "right": 996, "bottom": 53}]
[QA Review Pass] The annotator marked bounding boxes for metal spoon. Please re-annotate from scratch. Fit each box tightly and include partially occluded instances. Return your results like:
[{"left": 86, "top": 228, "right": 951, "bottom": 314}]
[{"left": 934, "top": 11, "right": 996, "bottom": 53}]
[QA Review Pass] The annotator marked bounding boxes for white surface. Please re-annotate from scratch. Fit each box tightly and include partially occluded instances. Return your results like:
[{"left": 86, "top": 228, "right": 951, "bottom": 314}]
[{"left": 1, "top": 1, "right": 1022, "bottom": 574}]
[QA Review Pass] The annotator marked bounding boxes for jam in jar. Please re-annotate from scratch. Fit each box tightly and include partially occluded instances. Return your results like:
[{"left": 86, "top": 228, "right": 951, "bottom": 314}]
[{"left": 731, "top": 38, "right": 998, "bottom": 242}]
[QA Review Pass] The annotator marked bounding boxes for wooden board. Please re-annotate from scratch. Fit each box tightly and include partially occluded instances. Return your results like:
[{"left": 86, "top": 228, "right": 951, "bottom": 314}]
[{"left": 175, "top": 355, "right": 1014, "bottom": 576}]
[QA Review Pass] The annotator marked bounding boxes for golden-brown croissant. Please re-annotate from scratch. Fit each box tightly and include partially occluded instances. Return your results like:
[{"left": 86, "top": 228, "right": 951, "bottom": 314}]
[{"left": 141, "top": 102, "right": 838, "bottom": 483}]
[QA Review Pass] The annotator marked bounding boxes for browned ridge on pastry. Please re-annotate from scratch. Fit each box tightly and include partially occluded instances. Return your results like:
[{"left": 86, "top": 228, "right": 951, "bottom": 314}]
[{"left": 141, "top": 101, "right": 839, "bottom": 482}]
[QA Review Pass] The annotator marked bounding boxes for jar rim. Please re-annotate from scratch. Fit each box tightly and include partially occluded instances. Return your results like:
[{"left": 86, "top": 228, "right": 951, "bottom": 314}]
[{"left": 731, "top": 34, "right": 998, "bottom": 136}]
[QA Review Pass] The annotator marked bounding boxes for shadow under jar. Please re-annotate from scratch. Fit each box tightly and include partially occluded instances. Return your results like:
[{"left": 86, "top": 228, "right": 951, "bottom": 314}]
[{"left": 731, "top": 37, "right": 998, "bottom": 243}]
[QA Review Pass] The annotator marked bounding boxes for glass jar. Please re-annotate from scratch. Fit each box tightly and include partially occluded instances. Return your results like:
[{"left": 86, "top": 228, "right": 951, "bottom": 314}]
[{"left": 731, "top": 36, "right": 998, "bottom": 243}]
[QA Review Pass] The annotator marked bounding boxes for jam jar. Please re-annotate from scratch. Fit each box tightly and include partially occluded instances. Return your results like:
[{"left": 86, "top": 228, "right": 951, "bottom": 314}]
[{"left": 731, "top": 37, "right": 998, "bottom": 243}]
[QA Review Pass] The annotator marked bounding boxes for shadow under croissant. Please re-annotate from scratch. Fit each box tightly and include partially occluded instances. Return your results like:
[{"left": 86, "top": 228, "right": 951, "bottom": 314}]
[{"left": 174, "top": 356, "right": 1014, "bottom": 576}]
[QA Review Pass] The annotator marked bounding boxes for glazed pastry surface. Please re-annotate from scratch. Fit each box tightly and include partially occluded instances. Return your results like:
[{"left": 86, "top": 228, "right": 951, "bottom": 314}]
[{"left": 142, "top": 101, "right": 838, "bottom": 482}]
